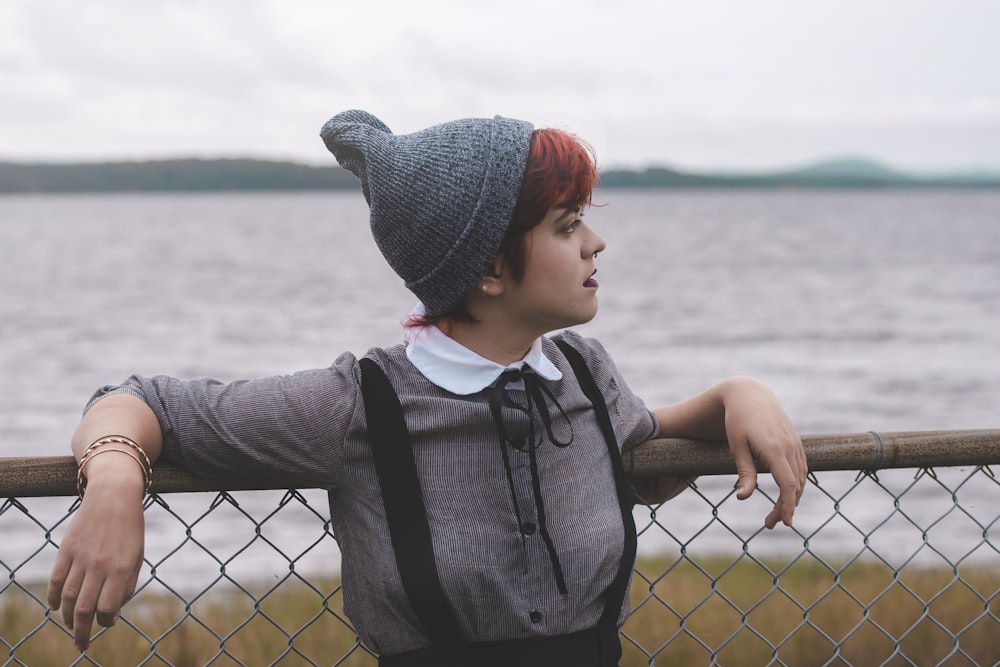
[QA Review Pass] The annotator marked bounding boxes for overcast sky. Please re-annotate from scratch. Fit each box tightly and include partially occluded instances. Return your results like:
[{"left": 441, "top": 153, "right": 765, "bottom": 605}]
[{"left": 2, "top": 0, "right": 998, "bottom": 171}]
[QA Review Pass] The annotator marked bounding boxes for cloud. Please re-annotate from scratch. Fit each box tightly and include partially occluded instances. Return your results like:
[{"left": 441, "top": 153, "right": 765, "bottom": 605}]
[{"left": 2, "top": 0, "right": 998, "bottom": 169}]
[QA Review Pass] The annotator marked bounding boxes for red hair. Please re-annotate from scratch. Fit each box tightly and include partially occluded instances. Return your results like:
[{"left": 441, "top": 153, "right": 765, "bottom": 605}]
[
  {"left": 498, "top": 128, "right": 599, "bottom": 282},
  {"left": 406, "top": 127, "right": 599, "bottom": 328}
]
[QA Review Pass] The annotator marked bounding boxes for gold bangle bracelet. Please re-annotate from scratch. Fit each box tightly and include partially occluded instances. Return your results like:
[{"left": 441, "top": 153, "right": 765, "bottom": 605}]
[
  {"left": 77, "top": 447, "right": 151, "bottom": 497},
  {"left": 83, "top": 435, "right": 153, "bottom": 478}
]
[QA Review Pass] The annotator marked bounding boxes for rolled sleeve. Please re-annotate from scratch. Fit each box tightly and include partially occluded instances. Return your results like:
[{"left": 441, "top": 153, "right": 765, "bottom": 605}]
[{"left": 85, "top": 352, "right": 362, "bottom": 488}]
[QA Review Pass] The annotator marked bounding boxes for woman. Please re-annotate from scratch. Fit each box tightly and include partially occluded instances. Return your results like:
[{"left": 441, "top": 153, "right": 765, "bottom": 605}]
[{"left": 48, "top": 110, "right": 806, "bottom": 665}]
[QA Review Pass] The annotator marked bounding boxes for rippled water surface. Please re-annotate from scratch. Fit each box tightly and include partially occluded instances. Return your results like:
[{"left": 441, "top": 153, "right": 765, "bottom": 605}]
[{"left": 3, "top": 189, "right": 998, "bottom": 581}]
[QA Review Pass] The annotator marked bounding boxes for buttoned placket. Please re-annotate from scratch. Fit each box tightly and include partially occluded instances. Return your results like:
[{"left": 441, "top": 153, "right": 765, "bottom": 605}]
[
  {"left": 504, "top": 403, "right": 538, "bottom": 540},
  {"left": 488, "top": 369, "right": 575, "bottom": 611},
  {"left": 499, "top": 392, "right": 553, "bottom": 631}
]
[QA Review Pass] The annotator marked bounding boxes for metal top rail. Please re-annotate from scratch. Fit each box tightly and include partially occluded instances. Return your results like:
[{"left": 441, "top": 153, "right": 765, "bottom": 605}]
[{"left": 2, "top": 429, "right": 998, "bottom": 498}]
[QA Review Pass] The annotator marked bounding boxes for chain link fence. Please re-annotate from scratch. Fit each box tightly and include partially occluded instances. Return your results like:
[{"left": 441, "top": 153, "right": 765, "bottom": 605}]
[{"left": 2, "top": 431, "right": 999, "bottom": 666}]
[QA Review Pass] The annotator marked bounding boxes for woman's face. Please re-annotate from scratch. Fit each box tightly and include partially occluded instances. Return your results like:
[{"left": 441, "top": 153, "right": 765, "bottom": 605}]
[{"left": 496, "top": 205, "right": 607, "bottom": 334}]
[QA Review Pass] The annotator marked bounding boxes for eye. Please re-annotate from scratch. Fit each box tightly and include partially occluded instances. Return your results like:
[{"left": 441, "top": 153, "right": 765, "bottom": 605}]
[
  {"left": 561, "top": 208, "right": 584, "bottom": 233},
  {"left": 561, "top": 218, "right": 582, "bottom": 234}
]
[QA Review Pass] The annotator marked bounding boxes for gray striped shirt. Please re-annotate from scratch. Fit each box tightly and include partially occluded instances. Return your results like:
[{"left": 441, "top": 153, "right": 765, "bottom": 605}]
[{"left": 92, "top": 330, "right": 657, "bottom": 655}]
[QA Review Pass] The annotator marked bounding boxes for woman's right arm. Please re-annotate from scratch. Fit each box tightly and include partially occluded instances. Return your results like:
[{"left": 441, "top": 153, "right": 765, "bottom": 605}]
[{"left": 47, "top": 393, "right": 163, "bottom": 652}]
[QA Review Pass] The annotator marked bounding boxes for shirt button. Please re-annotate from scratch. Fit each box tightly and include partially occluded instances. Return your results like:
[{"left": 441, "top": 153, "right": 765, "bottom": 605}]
[
  {"left": 529, "top": 610, "right": 543, "bottom": 624},
  {"left": 520, "top": 522, "right": 537, "bottom": 535}
]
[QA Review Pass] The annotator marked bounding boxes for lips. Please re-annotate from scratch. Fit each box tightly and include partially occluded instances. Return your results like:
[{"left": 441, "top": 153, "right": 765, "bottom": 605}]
[{"left": 584, "top": 271, "right": 599, "bottom": 288}]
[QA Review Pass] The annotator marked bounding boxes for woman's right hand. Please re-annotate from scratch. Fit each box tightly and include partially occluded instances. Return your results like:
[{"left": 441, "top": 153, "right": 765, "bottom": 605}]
[{"left": 47, "top": 453, "right": 146, "bottom": 652}]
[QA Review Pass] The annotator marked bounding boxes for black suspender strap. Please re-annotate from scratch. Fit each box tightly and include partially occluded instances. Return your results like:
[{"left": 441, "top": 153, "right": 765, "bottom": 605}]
[
  {"left": 358, "top": 358, "right": 464, "bottom": 646},
  {"left": 554, "top": 340, "right": 638, "bottom": 630}
]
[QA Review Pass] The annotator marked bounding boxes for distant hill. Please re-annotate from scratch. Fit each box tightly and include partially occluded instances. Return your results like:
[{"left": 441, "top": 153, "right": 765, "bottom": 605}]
[
  {"left": 0, "top": 156, "right": 997, "bottom": 193},
  {"left": 0, "top": 158, "right": 359, "bottom": 194},
  {"left": 600, "top": 157, "right": 1000, "bottom": 189}
]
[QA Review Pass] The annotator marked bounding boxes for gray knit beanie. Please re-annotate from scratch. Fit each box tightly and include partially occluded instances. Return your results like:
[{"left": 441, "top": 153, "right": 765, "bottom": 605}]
[{"left": 320, "top": 110, "right": 534, "bottom": 317}]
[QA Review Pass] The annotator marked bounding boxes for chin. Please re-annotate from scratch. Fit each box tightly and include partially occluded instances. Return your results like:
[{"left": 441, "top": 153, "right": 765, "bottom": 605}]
[{"left": 563, "top": 305, "right": 600, "bottom": 328}]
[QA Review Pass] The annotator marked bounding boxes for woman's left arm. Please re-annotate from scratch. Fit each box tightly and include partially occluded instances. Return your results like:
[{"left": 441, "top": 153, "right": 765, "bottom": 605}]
[{"left": 652, "top": 376, "right": 807, "bottom": 529}]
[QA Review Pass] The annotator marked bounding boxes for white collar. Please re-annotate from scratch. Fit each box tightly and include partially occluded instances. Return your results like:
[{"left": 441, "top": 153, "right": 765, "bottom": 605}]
[{"left": 403, "top": 303, "right": 562, "bottom": 395}]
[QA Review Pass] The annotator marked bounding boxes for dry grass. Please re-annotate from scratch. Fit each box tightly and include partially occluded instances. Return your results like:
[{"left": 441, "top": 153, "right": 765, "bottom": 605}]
[
  {"left": 3, "top": 554, "right": 997, "bottom": 666},
  {"left": 622, "top": 554, "right": 1000, "bottom": 666}
]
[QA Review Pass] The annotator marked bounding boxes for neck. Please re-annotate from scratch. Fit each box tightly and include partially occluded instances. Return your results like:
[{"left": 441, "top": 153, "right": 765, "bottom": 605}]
[{"left": 443, "top": 316, "right": 541, "bottom": 367}]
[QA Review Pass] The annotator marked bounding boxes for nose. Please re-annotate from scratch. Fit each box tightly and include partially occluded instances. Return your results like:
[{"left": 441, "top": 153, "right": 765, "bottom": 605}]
[{"left": 586, "top": 225, "right": 606, "bottom": 258}]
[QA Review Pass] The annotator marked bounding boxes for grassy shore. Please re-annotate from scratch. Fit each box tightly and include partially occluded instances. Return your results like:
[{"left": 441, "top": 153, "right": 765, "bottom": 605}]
[{"left": 3, "top": 554, "right": 997, "bottom": 666}]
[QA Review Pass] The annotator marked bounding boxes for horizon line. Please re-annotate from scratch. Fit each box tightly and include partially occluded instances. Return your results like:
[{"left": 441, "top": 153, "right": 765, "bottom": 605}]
[{"left": 2, "top": 154, "right": 1000, "bottom": 177}]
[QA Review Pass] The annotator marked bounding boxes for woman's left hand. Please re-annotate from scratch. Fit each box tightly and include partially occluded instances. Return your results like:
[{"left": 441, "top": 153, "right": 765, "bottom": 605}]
[
  {"left": 652, "top": 376, "right": 807, "bottom": 528},
  {"left": 718, "top": 376, "right": 807, "bottom": 528}
]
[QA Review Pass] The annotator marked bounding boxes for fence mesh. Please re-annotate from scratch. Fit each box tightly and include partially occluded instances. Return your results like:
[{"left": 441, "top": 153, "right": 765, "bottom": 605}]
[{"left": 2, "top": 464, "right": 998, "bottom": 666}]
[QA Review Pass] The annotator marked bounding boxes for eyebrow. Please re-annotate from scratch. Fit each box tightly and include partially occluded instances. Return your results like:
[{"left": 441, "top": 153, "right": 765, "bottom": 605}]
[{"left": 553, "top": 207, "right": 580, "bottom": 222}]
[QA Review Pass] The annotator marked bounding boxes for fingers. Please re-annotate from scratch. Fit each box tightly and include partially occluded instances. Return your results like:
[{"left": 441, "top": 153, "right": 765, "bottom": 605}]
[
  {"left": 764, "top": 505, "right": 784, "bottom": 530},
  {"left": 53, "top": 559, "right": 96, "bottom": 652},
  {"left": 94, "top": 563, "right": 138, "bottom": 629},
  {"left": 765, "top": 439, "right": 808, "bottom": 528},
  {"left": 72, "top": 572, "right": 107, "bottom": 652},
  {"left": 47, "top": 551, "right": 71, "bottom": 612},
  {"left": 731, "top": 431, "right": 807, "bottom": 529},
  {"left": 796, "top": 443, "right": 809, "bottom": 499},
  {"left": 95, "top": 595, "right": 122, "bottom": 630},
  {"left": 719, "top": 377, "right": 808, "bottom": 529},
  {"left": 768, "top": 458, "right": 802, "bottom": 529},
  {"left": 51, "top": 561, "right": 131, "bottom": 652},
  {"left": 728, "top": 435, "right": 759, "bottom": 501},
  {"left": 57, "top": 562, "right": 82, "bottom": 631}
]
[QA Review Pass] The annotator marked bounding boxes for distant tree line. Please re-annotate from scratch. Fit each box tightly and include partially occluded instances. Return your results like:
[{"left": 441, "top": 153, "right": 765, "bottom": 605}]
[
  {"left": 0, "top": 158, "right": 997, "bottom": 193},
  {"left": 0, "top": 159, "right": 359, "bottom": 193}
]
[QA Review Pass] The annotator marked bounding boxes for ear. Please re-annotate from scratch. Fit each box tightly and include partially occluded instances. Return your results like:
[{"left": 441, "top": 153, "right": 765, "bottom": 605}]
[{"left": 478, "top": 256, "right": 507, "bottom": 297}]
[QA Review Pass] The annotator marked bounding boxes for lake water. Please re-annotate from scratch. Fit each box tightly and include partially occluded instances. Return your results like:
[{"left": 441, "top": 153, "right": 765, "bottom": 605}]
[{"left": 2, "top": 189, "right": 999, "bottom": 585}]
